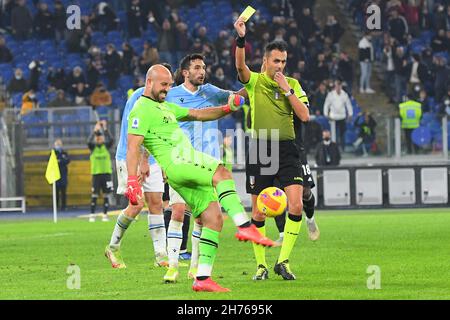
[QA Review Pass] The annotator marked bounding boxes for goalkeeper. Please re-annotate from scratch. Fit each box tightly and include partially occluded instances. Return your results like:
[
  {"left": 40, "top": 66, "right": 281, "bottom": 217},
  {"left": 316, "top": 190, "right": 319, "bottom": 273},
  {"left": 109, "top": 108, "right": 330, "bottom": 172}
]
[{"left": 108, "top": 65, "right": 276, "bottom": 292}]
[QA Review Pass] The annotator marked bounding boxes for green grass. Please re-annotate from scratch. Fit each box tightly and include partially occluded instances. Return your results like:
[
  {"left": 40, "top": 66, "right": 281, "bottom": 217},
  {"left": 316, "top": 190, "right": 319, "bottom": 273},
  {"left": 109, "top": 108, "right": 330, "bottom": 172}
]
[{"left": 1, "top": 208, "right": 450, "bottom": 300}]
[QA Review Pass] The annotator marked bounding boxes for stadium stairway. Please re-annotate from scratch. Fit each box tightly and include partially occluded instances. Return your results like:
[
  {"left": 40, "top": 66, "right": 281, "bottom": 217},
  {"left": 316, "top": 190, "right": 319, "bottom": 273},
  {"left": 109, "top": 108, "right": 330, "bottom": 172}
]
[
  {"left": 317, "top": 0, "right": 397, "bottom": 153},
  {"left": 24, "top": 149, "right": 92, "bottom": 207}
]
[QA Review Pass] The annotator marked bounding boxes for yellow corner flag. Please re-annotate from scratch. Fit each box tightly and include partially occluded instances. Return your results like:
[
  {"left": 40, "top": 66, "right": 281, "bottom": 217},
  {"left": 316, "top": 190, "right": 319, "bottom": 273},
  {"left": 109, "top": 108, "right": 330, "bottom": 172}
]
[{"left": 45, "top": 150, "right": 61, "bottom": 185}]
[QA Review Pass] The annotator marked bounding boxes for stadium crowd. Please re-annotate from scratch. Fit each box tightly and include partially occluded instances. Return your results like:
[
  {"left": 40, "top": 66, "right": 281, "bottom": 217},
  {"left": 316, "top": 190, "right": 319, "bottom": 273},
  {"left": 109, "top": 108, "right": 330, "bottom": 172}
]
[{"left": 0, "top": 0, "right": 387, "bottom": 154}]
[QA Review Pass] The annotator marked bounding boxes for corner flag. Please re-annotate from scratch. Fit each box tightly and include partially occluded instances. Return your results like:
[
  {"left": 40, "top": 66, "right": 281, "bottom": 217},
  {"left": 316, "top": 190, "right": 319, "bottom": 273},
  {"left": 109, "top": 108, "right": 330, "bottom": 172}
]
[{"left": 45, "top": 150, "right": 61, "bottom": 184}]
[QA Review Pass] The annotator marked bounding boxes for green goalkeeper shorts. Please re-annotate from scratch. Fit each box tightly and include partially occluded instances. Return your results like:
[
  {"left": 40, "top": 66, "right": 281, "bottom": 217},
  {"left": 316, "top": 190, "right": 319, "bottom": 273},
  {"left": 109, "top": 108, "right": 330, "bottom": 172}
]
[{"left": 165, "top": 151, "right": 221, "bottom": 217}]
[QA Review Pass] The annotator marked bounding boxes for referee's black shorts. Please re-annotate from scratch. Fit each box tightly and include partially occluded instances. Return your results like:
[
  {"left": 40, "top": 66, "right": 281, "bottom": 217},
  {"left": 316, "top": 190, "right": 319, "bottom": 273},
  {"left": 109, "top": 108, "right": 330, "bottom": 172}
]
[{"left": 245, "top": 139, "right": 303, "bottom": 195}]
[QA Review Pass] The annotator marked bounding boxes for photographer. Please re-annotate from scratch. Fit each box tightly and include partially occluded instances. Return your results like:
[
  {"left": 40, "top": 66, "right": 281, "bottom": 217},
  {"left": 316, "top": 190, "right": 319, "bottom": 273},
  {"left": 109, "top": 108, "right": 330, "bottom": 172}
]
[{"left": 87, "top": 120, "right": 114, "bottom": 222}]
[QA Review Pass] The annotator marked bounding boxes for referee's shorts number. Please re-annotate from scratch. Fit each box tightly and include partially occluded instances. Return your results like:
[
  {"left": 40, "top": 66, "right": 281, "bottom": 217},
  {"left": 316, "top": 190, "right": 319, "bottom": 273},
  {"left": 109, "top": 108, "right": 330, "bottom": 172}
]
[{"left": 302, "top": 164, "right": 311, "bottom": 176}]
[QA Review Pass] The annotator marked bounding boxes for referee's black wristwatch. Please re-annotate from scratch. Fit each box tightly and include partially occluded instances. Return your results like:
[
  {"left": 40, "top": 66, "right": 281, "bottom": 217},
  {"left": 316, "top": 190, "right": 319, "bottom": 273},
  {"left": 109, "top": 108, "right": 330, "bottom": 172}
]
[{"left": 284, "top": 88, "right": 295, "bottom": 97}]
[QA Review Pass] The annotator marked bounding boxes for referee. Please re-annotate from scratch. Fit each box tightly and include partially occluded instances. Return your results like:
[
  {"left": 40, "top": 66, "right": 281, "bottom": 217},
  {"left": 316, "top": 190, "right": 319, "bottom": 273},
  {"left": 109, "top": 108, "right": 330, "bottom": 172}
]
[{"left": 234, "top": 18, "right": 310, "bottom": 281}]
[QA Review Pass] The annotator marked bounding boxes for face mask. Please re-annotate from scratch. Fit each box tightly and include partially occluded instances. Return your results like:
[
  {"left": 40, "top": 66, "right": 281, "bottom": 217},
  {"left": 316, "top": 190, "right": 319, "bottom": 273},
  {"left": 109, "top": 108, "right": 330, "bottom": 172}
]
[
  {"left": 55, "top": 146, "right": 62, "bottom": 152},
  {"left": 217, "top": 75, "right": 224, "bottom": 81},
  {"left": 15, "top": 75, "right": 22, "bottom": 80},
  {"left": 324, "top": 137, "right": 331, "bottom": 142}
]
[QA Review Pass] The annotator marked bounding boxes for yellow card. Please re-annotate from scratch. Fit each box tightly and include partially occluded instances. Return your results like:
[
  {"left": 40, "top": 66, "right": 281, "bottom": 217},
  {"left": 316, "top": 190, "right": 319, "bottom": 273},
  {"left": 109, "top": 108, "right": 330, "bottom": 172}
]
[{"left": 239, "top": 6, "right": 256, "bottom": 22}]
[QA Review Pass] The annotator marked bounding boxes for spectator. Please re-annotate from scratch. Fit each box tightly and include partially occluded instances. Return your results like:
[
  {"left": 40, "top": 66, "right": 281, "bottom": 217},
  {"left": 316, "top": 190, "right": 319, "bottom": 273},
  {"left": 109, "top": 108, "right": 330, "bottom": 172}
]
[
  {"left": 86, "top": 60, "right": 100, "bottom": 93},
  {"left": 0, "top": 36, "right": 13, "bottom": 63},
  {"left": 313, "top": 53, "right": 330, "bottom": 84},
  {"left": 358, "top": 33, "right": 375, "bottom": 94},
  {"left": 388, "top": 9, "right": 409, "bottom": 44},
  {"left": 210, "top": 67, "right": 232, "bottom": 89},
  {"left": 53, "top": 0, "right": 66, "bottom": 43},
  {"left": 315, "top": 130, "right": 341, "bottom": 166},
  {"left": 90, "top": 83, "right": 112, "bottom": 107},
  {"left": 150, "top": 14, "right": 176, "bottom": 66},
  {"left": 127, "top": 0, "right": 143, "bottom": 38},
  {"left": 21, "top": 89, "right": 38, "bottom": 115},
  {"left": 337, "top": 51, "right": 354, "bottom": 95},
  {"left": 431, "top": 29, "right": 447, "bottom": 53},
  {"left": 139, "top": 40, "right": 159, "bottom": 74},
  {"left": 407, "top": 53, "right": 425, "bottom": 95},
  {"left": 295, "top": 7, "right": 318, "bottom": 43},
  {"left": 353, "top": 111, "right": 377, "bottom": 156},
  {"left": 47, "top": 67, "right": 67, "bottom": 91},
  {"left": 67, "top": 66, "right": 86, "bottom": 94},
  {"left": 433, "top": 56, "right": 450, "bottom": 102},
  {"left": 28, "top": 60, "right": 42, "bottom": 91},
  {"left": 323, "top": 79, "right": 353, "bottom": 150},
  {"left": 393, "top": 46, "right": 408, "bottom": 103},
  {"left": 399, "top": 96, "right": 422, "bottom": 154},
  {"left": 7, "top": 69, "right": 28, "bottom": 93},
  {"left": 93, "top": 2, "right": 118, "bottom": 33},
  {"left": 311, "top": 82, "right": 328, "bottom": 115},
  {"left": 417, "top": 89, "right": 432, "bottom": 114},
  {"left": 175, "top": 22, "right": 191, "bottom": 63},
  {"left": 323, "top": 15, "right": 344, "bottom": 52},
  {"left": 104, "top": 44, "right": 121, "bottom": 90},
  {"left": 53, "top": 139, "right": 70, "bottom": 211},
  {"left": 74, "top": 83, "right": 90, "bottom": 106},
  {"left": 34, "top": 2, "right": 54, "bottom": 39},
  {"left": 11, "top": 0, "right": 33, "bottom": 40},
  {"left": 121, "top": 42, "right": 136, "bottom": 75},
  {"left": 48, "top": 90, "right": 72, "bottom": 108}
]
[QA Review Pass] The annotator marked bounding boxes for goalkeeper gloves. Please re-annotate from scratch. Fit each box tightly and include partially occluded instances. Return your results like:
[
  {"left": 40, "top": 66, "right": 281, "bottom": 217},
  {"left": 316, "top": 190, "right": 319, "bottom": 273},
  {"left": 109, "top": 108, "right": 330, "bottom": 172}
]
[
  {"left": 223, "top": 94, "right": 245, "bottom": 114},
  {"left": 124, "top": 175, "right": 142, "bottom": 205}
]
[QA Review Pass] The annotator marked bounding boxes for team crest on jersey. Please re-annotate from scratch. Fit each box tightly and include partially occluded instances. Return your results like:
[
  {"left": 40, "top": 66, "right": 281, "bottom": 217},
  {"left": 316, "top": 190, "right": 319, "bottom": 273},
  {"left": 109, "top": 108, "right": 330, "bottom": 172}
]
[{"left": 131, "top": 118, "right": 139, "bottom": 129}]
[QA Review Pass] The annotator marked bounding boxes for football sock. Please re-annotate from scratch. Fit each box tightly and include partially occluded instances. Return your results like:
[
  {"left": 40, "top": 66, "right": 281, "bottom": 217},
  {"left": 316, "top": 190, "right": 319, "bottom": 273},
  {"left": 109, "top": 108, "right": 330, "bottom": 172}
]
[
  {"left": 197, "top": 227, "right": 219, "bottom": 280},
  {"left": 103, "top": 196, "right": 109, "bottom": 214},
  {"left": 167, "top": 220, "right": 183, "bottom": 267},
  {"left": 190, "top": 221, "right": 202, "bottom": 269},
  {"left": 147, "top": 212, "right": 167, "bottom": 259},
  {"left": 109, "top": 211, "right": 134, "bottom": 249},
  {"left": 278, "top": 214, "right": 302, "bottom": 263},
  {"left": 90, "top": 195, "right": 97, "bottom": 214},
  {"left": 216, "top": 180, "right": 250, "bottom": 227},
  {"left": 275, "top": 211, "right": 286, "bottom": 233},
  {"left": 251, "top": 219, "right": 267, "bottom": 267},
  {"left": 180, "top": 210, "right": 191, "bottom": 252},
  {"left": 304, "top": 193, "right": 315, "bottom": 220},
  {"left": 163, "top": 207, "right": 171, "bottom": 230}
]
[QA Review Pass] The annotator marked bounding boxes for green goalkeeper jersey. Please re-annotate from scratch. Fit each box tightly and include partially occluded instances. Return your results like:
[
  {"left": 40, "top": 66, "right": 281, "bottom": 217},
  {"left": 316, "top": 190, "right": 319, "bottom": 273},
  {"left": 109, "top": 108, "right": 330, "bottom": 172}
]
[
  {"left": 242, "top": 71, "right": 309, "bottom": 141},
  {"left": 127, "top": 95, "right": 192, "bottom": 171}
]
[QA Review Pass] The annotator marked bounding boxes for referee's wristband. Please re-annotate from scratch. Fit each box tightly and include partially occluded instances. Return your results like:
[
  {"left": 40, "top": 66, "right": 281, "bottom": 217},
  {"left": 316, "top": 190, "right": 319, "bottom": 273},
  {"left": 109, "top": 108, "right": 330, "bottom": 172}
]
[{"left": 236, "top": 36, "right": 246, "bottom": 48}]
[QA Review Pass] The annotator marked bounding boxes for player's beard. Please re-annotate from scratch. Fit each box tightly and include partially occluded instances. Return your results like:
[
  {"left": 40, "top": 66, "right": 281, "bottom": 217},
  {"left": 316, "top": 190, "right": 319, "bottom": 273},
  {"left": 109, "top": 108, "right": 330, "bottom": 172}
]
[
  {"left": 189, "top": 75, "right": 204, "bottom": 87},
  {"left": 154, "top": 89, "right": 168, "bottom": 102}
]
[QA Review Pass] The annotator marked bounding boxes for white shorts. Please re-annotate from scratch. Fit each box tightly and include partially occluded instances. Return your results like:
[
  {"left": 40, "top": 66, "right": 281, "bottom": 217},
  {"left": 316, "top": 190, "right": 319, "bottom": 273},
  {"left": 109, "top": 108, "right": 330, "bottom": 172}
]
[
  {"left": 116, "top": 160, "right": 164, "bottom": 194},
  {"left": 169, "top": 185, "right": 186, "bottom": 206}
]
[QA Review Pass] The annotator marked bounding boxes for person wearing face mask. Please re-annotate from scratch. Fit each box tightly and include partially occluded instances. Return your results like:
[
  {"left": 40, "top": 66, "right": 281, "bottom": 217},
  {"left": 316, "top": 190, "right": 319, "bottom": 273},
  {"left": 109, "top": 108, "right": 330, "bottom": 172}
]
[
  {"left": 104, "top": 44, "right": 121, "bottom": 90},
  {"left": 315, "top": 130, "right": 341, "bottom": 166},
  {"left": 53, "top": 139, "right": 70, "bottom": 211},
  {"left": 20, "top": 89, "right": 39, "bottom": 115},
  {"left": 7, "top": 68, "right": 28, "bottom": 94}
]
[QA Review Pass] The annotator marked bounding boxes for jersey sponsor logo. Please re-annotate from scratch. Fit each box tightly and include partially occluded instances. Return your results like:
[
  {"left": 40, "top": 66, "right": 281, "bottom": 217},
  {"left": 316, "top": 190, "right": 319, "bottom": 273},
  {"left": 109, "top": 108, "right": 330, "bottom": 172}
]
[
  {"left": 274, "top": 90, "right": 280, "bottom": 100},
  {"left": 132, "top": 118, "right": 139, "bottom": 129}
]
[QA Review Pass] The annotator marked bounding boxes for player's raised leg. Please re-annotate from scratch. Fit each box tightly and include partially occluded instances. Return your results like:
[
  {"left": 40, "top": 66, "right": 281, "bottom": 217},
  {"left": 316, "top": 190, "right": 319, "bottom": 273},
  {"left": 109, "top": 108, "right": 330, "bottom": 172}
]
[{"left": 212, "top": 165, "right": 276, "bottom": 247}]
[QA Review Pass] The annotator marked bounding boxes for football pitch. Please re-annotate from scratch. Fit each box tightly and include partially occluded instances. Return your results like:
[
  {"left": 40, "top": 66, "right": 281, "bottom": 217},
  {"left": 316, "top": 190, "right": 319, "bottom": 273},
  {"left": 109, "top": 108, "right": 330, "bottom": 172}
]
[{"left": 1, "top": 208, "right": 449, "bottom": 300}]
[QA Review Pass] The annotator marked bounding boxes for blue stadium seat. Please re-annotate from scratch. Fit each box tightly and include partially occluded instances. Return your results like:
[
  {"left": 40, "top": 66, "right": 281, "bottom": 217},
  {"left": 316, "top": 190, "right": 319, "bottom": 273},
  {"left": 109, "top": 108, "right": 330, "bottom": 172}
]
[
  {"left": 421, "top": 112, "right": 435, "bottom": 126},
  {"left": 314, "top": 116, "right": 331, "bottom": 131},
  {"left": 412, "top": 126, "right": 432, "bottom": 147}
]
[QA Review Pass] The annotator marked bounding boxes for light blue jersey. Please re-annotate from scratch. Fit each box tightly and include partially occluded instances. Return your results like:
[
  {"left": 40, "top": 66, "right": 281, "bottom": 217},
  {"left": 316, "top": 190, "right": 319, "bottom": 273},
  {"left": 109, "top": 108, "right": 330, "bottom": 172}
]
[
  {"left": 165, "top": 83, "right": 230, "bottom": 159},
  {"left": 116, "top": 87, "right": 156, "bottom": 165}
]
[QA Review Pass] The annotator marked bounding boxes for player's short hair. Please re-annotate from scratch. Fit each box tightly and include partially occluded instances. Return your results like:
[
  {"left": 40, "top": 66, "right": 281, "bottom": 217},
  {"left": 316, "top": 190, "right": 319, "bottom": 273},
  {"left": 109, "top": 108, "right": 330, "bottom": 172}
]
[
  {"left": 179, "top": 54, "right": 205, "bottom": 71},
  {"left": 264, "top": 41, "right": 288, "bottom": 56}
]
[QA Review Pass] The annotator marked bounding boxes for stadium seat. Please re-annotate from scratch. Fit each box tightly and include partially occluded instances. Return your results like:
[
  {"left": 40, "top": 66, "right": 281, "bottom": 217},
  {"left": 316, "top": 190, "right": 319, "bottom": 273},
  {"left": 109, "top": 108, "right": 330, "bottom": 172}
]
[{"left": 412, "top": 126, "right": 432, "bottom": 147}]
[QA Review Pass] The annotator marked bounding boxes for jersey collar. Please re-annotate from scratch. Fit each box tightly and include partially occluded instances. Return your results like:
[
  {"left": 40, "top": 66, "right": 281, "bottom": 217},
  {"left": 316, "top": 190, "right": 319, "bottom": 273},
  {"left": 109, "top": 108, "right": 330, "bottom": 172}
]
[{"left": 181, "top": 83, "right": 202, "bottom": 96}]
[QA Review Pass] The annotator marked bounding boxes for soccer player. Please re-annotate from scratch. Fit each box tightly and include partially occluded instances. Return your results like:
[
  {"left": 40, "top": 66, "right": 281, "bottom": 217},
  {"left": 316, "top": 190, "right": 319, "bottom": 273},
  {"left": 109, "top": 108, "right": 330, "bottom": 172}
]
[
  {"left": 120, "top": 64, "right": 275, "bottom": 292},
  {"left": 87, "top": 121, "right": 114, "bottom": 222},
  {"left": 234, "top": 18, "right": 310, "bottom": 281},
  {"left": 105, "top": 64, "right": 174, "bottom": 269},
  {"left": 163, "top": 54, "right": 241, "bottom": 282}
]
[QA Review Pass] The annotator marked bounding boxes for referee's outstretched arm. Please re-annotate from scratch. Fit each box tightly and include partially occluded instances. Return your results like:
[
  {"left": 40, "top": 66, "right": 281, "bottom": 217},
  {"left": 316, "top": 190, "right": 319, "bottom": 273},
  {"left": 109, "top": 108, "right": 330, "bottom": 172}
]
[{"left": 234, "top": 18, "right": 251, "bottom": 84}]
